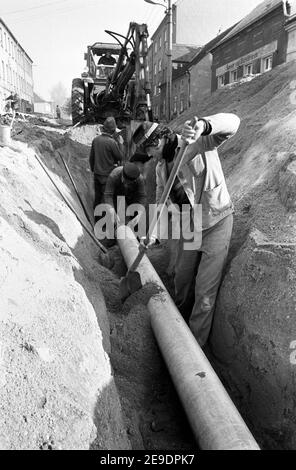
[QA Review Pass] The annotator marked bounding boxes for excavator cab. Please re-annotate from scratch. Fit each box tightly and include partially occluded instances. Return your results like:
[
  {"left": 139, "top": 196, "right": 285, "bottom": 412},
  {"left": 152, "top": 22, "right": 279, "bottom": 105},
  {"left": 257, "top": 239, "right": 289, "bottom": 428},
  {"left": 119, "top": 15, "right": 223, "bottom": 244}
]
[{"left": 71, "top": 23, "right": 153, "bottom": 126}]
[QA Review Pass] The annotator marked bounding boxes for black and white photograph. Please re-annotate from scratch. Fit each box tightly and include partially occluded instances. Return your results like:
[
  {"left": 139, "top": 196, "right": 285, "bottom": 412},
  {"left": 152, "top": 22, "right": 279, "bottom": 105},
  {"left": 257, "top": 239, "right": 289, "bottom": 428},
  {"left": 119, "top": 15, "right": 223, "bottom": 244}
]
[{"left": 0, "top": 0, "right": 295, "bottom": 455}]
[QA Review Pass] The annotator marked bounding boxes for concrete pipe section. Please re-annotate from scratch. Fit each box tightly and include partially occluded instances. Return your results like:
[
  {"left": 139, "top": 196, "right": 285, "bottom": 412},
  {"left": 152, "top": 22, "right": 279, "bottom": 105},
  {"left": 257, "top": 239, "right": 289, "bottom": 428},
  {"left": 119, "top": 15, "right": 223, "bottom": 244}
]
[{"left": 117, "top": 225, "right": 260, "bottom": 450}]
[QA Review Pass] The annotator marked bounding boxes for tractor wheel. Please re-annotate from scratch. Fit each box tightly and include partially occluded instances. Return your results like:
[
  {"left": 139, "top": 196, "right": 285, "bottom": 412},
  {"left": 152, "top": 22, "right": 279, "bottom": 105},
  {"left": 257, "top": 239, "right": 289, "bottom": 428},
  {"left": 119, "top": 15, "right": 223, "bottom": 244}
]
[{"left": 71, "top": 78, "right": 85, "bottom": 125}]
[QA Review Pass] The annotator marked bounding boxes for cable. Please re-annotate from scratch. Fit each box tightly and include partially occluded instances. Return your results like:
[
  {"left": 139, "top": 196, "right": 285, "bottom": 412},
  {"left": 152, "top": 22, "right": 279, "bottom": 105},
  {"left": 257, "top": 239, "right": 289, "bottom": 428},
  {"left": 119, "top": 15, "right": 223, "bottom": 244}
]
[
  {"left": 3, "top": 0, "right": 99, "bottom": 24},
  {"left": 2, "top": 0, "right": 70, "bottom": 16}
]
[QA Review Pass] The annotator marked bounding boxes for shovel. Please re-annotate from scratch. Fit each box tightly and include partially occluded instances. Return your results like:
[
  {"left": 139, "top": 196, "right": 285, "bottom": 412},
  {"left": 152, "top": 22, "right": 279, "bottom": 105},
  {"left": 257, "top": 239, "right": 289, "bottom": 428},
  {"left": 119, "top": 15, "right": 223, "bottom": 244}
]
[
  {"left": 33, "top": 152, "right": 114, "bottom": 269},
  {"left": 119, "top": 118, "right": 197, "bottom": 301},
  {"left": 58, "top": 152, "right": 93, "bottom": 227}
]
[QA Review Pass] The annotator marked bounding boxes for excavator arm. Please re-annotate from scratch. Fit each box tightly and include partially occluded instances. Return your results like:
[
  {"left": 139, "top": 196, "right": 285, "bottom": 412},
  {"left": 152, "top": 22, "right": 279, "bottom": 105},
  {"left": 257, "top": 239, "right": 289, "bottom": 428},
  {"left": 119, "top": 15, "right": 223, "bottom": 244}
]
[{"left": 98, "top": 22, "right": 153, "bottom": 121}]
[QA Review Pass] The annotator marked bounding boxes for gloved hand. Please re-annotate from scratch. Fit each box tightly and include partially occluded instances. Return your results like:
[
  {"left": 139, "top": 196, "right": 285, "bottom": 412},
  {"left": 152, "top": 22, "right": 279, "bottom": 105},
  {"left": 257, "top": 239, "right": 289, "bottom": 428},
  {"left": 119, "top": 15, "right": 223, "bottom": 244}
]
[{"left": 181, "top": 117, "right": 206, "bottom": 144}]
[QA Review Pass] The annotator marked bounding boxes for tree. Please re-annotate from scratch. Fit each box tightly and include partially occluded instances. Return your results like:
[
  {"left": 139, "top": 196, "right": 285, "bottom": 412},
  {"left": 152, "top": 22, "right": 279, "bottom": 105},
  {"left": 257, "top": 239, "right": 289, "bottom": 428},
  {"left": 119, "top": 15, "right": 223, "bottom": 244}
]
[
  {"left": 62, "top": 97, "right": 72, "bottom": 117},
  {"left": 50, "top": 81, "right": 67, "bottom": 106}
]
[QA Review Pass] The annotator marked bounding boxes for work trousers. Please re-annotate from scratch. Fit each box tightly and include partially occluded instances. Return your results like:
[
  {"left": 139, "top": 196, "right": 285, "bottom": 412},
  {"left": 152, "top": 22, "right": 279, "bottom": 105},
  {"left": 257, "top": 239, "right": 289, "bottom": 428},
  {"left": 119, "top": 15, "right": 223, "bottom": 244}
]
[
  {"left": 174, "top": 213, "right": 233, "bottom": 347},
  {"left": 93, "top": 174, "right": 108, "bottom": 210}
]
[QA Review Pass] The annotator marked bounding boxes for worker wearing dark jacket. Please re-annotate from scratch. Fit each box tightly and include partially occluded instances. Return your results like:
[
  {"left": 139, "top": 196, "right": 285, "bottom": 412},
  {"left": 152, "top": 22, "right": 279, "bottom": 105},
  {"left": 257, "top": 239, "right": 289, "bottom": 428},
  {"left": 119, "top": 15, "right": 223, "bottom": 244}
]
[
  {"left": 104, "top": 163, "right": 147, "bottom": 238},
  {"left": 89, "top": 116, "right": 124, "bottom": 210}
]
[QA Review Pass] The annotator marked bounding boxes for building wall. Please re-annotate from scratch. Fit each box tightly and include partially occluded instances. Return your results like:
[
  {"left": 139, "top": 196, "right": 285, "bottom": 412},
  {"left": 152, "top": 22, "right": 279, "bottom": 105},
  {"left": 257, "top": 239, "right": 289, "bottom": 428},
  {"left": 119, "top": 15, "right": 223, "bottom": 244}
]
[
  {"left": 285, "top": 16, "right": 296, "bottom": 61},
  {"left": 34, "top": 102, "right": 53, "bottom": 116},
  {"left": 0, "top": 19, "right": 34, "bottom": 113},
  {"left": 211, "top": 6, "right": 287, "bottom": 91},
  {"left": 148, "top": 5, "right": 177, "bottom": 121},
  {"left": 171, "top": 71, "right": 190, "bottom": 119}
]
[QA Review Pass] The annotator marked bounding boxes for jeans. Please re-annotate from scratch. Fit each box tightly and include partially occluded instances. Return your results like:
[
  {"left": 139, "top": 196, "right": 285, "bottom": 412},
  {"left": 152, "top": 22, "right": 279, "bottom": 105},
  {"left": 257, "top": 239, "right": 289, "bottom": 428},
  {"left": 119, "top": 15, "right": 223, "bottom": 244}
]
[
  {"left": 174, "top": 213, "right": 233, "bottom": 347},
  {"left": 93, "top": 174, "right": 108, "bottom": 210}
]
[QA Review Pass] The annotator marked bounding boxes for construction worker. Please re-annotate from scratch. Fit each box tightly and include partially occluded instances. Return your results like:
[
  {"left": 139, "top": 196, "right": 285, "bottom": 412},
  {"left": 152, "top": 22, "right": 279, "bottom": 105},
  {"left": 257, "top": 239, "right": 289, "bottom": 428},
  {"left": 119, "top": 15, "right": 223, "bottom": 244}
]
[
  {"left": 98, "top": 52, "right": 116, "bottom": 66},
  {"left": 5, "top": 92, "right": 19, "bottom": 113},
  {"left": 97, "top": 162, "right": 146, "bottom": 247},
  {"left": 89, "top": 116, "right": 124, "bottom": 215},
  {"left": 129, "top": 151, "right": 152, "bottom": 180},
  {"left": 56, "top": 105, "right": 61, "bottom": 119},
  {"left": 141, "top": 113, "right": 240, "bottom": 348}
]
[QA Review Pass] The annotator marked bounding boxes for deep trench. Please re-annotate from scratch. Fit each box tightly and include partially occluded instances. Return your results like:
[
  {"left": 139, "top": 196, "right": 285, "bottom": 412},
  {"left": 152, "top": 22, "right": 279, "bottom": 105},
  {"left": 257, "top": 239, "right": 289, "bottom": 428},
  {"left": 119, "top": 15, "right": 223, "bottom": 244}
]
[
  {"left": 13, "top": 120, "right": 199, "bottom": 450},
  {"left": 13, "top": 120, "right": 264, "bottom": 450}
]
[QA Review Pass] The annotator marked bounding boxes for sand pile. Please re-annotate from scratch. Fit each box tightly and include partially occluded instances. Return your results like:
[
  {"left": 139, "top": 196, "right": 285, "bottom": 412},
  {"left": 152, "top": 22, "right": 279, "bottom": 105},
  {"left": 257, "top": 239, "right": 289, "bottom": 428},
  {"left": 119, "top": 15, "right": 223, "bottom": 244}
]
[
  {"left": 0, "top": 136, "right": 130, "bottom": 450},
  {"left": 172, "top": 61, "right": 296, "bottom": 449}
]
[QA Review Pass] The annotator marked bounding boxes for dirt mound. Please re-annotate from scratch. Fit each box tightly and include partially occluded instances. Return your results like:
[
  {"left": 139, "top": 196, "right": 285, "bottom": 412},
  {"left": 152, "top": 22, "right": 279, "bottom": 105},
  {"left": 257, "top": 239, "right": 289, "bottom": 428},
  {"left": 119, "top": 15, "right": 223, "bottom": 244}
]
[
  {"left": 0, "top": 139, "right": 130, "bottom": 449},
  {"left": 67, "top": 124, "right": 102, "bottom": 146},
  {"left": 2, "top": 60, "right": 296, "bottom": 450},
  {"left": 171, "top": 61, "right": 296, "bottom": 449},
  {"left": 0, "top": 120, "right": 197, "bottom": 450}
]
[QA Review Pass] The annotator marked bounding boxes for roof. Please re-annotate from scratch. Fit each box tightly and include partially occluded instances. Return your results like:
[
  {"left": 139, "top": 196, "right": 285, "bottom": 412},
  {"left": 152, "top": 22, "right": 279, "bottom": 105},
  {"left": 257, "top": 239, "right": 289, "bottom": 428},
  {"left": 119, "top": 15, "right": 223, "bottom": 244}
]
[
  {"left": 173, "top": 45, "right": 202, "bottom": 63},
  {"left": 212, "top": 0, "right": 284, "bottom": 49},
  {"left": 190, "top": 24, "right": 237, "bottom": 66},
  {"left": 0, "top": 17, "right": 33, "bottom": 63},
  {"left": 172, "top": 44, "right": 201, "bottom": 62},
  {"left": 90, "top": 42, "right": 122, "bottom": 55},
  {"left": 170, "top": 24, "right": 237, "bottom": 82}
]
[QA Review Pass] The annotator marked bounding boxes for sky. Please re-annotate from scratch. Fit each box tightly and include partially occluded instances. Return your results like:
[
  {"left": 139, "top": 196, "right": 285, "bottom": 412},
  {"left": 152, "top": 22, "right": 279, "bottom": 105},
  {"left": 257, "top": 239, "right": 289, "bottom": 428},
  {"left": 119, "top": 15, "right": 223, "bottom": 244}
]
[{"left": 0, "top": 0, "right": 266, "bottom": 101}]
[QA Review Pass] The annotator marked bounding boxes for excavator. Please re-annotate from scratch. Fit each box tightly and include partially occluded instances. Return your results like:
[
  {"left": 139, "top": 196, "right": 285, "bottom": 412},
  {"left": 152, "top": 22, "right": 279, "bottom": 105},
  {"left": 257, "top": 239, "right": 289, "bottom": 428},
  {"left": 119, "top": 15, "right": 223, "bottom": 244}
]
[{"left": 71, "top": 22, "right": 153, "bottom": 128}]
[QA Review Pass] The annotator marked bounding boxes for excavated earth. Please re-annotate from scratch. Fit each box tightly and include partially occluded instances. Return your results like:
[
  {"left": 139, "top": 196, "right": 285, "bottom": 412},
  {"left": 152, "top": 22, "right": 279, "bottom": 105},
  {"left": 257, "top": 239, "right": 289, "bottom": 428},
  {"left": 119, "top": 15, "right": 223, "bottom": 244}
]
[
  {"left": 0, "top": 118, "right": 196, "bottom": 450},
  {"left": 0, "top": 60, "right": 296, "bottom": 450}
]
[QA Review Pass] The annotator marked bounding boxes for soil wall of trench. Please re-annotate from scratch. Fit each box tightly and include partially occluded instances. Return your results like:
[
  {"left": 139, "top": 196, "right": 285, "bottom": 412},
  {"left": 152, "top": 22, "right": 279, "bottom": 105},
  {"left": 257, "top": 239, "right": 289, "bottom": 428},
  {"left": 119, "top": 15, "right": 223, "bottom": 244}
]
[
  {"left": 0, "top": 121, "right": 196, "bottom": 451},
  {"left": 1, "top": 60, "right": 296, "bottom": 450},
  {"left": 171, "top": 61, "right": 296, "bottom": 449},
  {"left": 0, "top": 127, "right": 131, "bottom": 450}
]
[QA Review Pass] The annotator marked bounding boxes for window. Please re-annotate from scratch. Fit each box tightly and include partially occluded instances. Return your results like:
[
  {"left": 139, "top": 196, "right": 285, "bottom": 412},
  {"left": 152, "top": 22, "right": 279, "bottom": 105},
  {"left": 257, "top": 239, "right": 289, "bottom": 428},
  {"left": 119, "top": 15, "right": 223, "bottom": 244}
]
[
  {"left": 158, "top": 59, "right": 162, "bottom": 72},
  {"left": 154, "top": 63, "right": 157, "bottom": 76},
  {"left": 2, "top": 61, "right": 5, "bottom": 81},
  {"left": 244, "top": 63, "right": 253, "bottom": 76},
  {"left": 159, "top": 35, "right": 162, "bottom": 49},
  {"left": 0, "top": 28, "right": 2, "bottom": 47},
  {"left": 154, "top": 41, "right": 157, "bottom": 54},
  {"left": 173, "top": 96, "right": 177, "bottom": 113},
  {"left": 180, "top": 98, "right": 184, "bottom": 113},
  {"left": 4, "top": 32, "right": 7, "bottom": 51},
  {"left": 230, "top": 69, "right": 238, "bottom": 83},
  {"left": 217, "top": 74, "right": 225, "bottom": 88},
  {"left": 164, "top": 28, "right": 167, "bottom": 43},
  {"left": 262, "top": 55, "right": 272, "bottom": 72}
]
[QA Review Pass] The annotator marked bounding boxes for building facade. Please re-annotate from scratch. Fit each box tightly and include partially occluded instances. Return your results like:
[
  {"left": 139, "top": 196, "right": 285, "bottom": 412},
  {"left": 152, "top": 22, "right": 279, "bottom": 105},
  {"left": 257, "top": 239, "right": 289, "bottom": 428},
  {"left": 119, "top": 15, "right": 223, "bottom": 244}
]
[
  {"left": 170, "top": 46, "right": 201, "bottom": 119},
  {"left": 175, "top": 27, "right": 234, "bottom": 115},
  {"left": 148, "top": 0, "right": 201, "bottom": 122},
  {"left": 210, "top": 0, "right": 295, "bottom": 92},
  {"left": 148, "top": 4, "right": 176, "bottom": 122},
  {"left": 0, "top": 18, "right": 34, "bottom": 113}
]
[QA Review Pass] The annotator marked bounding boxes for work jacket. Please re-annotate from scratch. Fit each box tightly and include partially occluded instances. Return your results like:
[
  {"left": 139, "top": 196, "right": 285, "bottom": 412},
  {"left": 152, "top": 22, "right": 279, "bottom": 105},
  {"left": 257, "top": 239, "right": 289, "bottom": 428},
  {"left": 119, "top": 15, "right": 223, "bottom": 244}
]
[
  {"left": 89, "top": 132, "right": 123, "bottom": 178},
  {"left": 104, "top": 166, "right": 147, "bottom": 209},
  {"left": 155, "top": 113, "right": 240, "bottom": 230}
]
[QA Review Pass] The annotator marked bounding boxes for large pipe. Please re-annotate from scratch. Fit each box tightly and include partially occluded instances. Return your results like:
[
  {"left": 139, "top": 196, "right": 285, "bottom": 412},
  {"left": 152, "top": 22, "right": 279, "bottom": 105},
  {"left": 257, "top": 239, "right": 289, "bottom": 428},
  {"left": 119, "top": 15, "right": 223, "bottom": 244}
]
[{"left": 117, "top": 225, "right": 260, "bottom": 450}]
